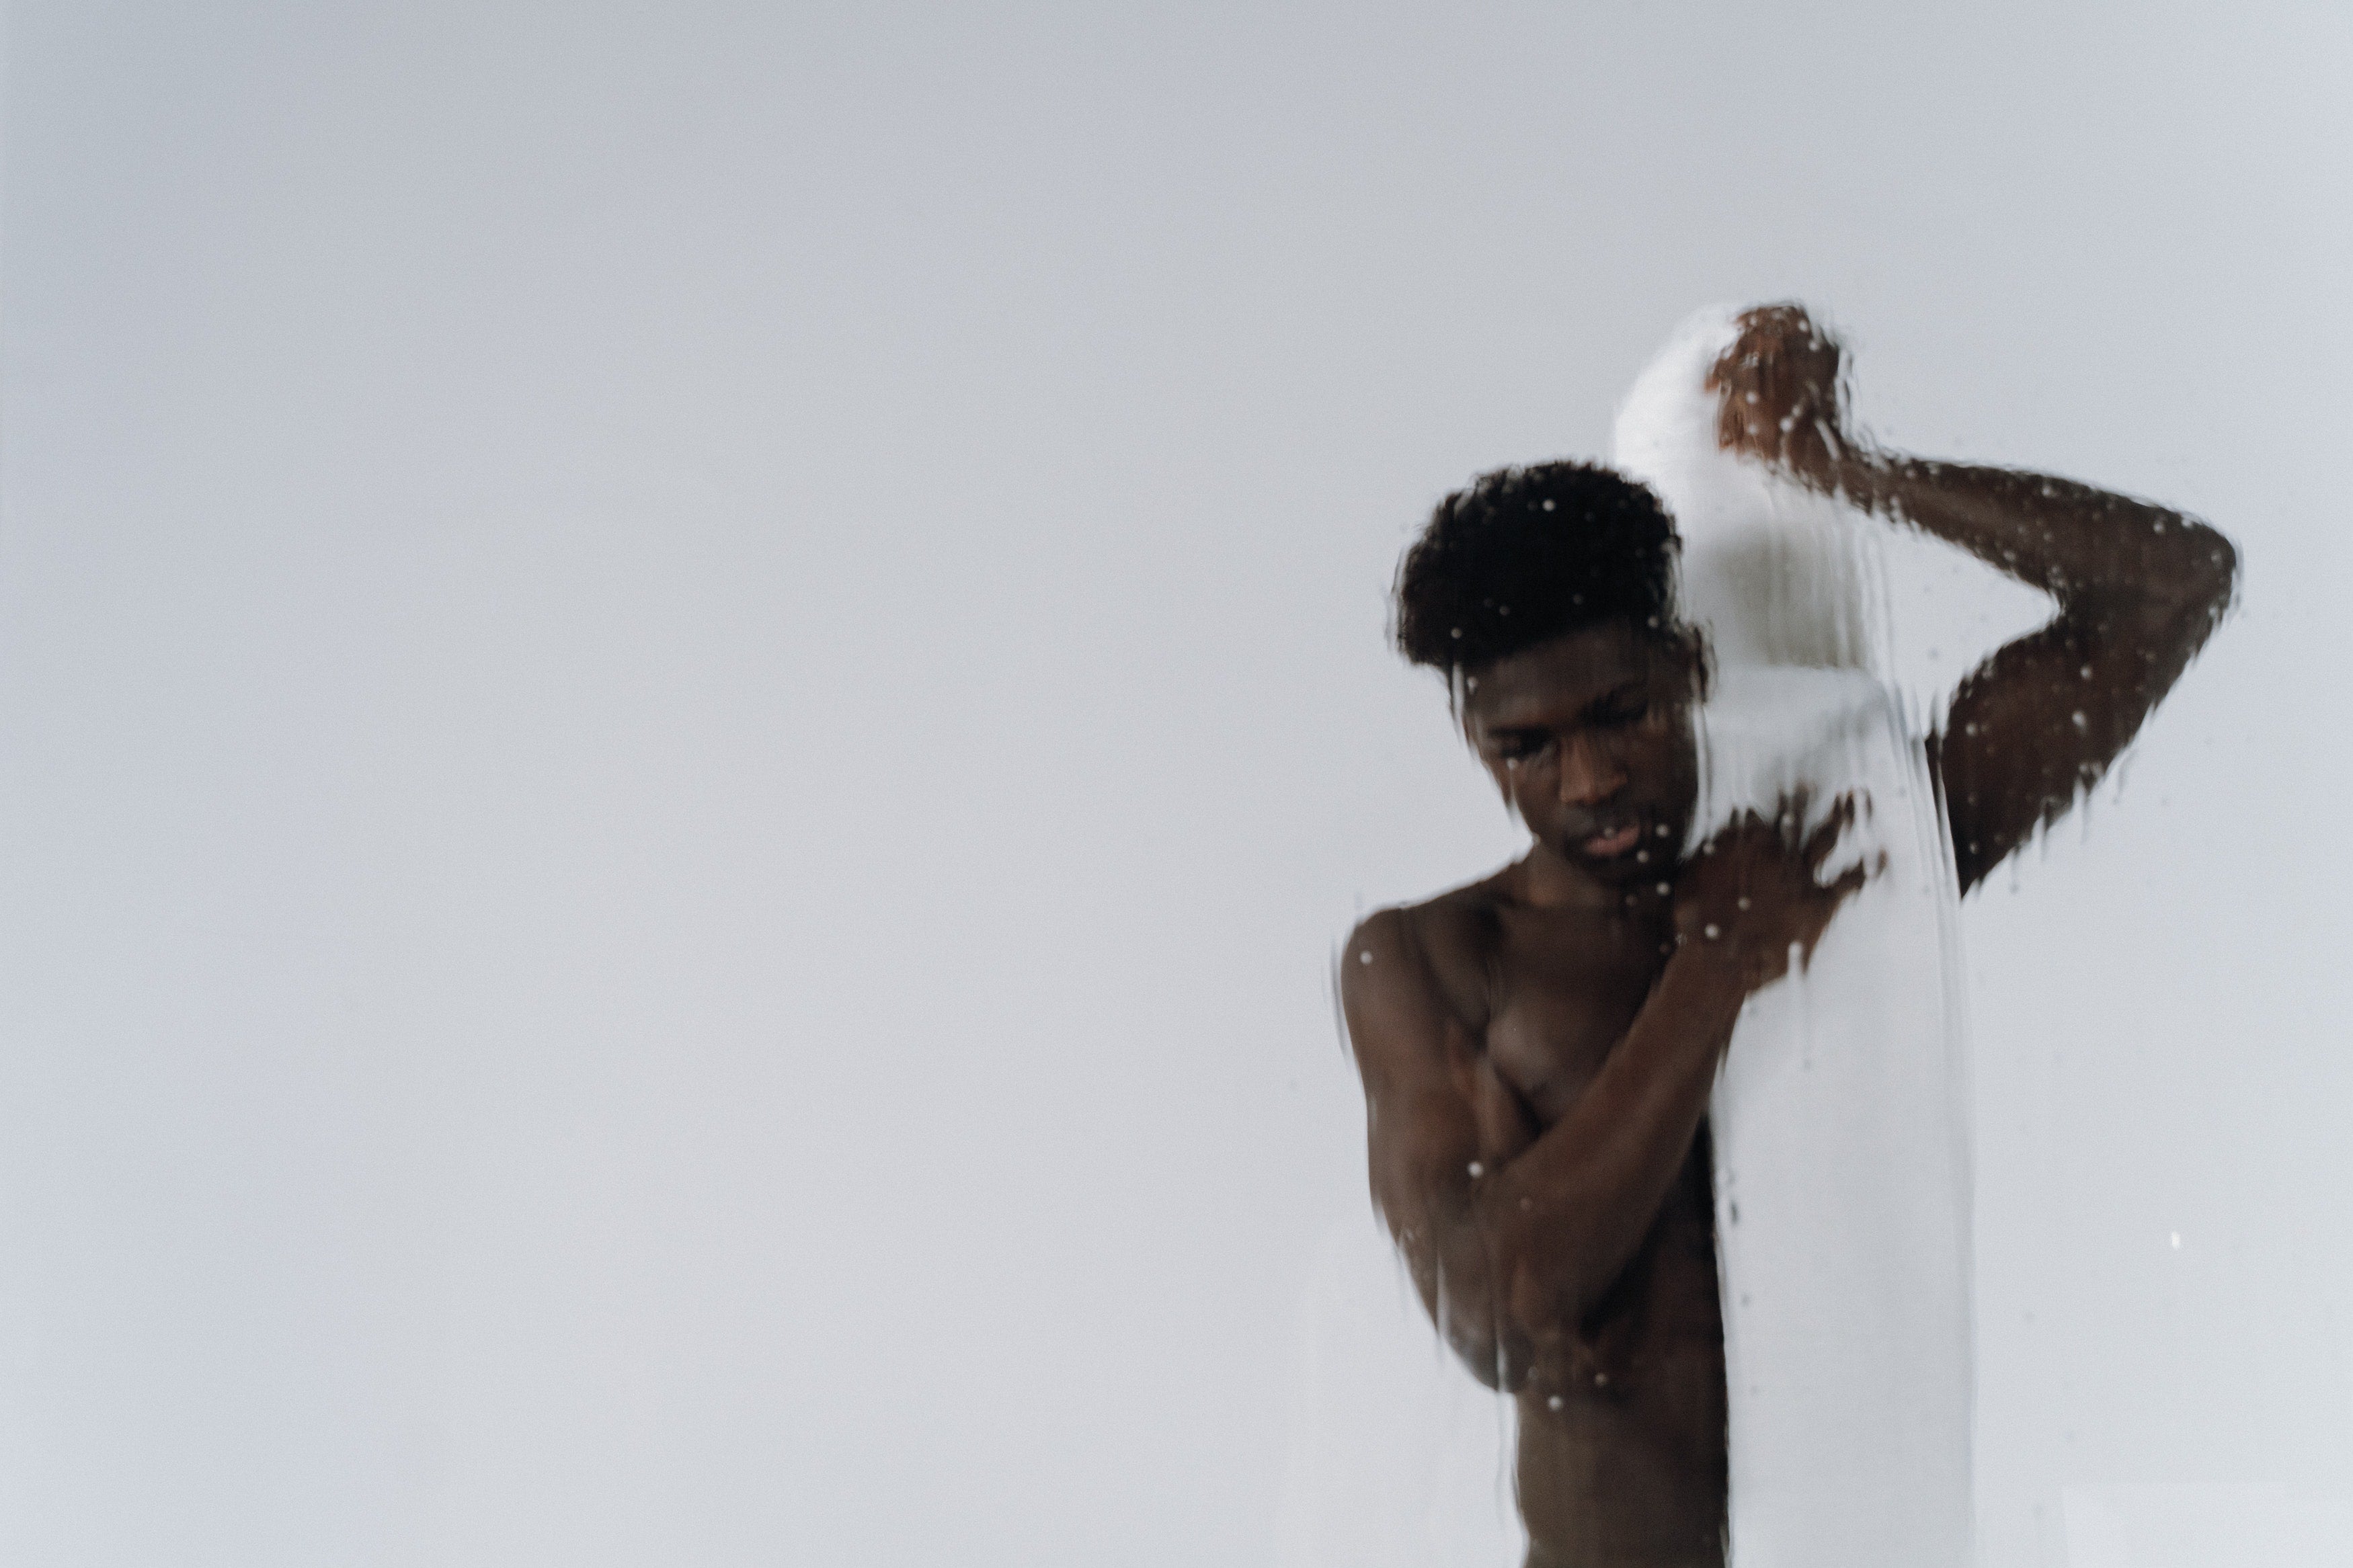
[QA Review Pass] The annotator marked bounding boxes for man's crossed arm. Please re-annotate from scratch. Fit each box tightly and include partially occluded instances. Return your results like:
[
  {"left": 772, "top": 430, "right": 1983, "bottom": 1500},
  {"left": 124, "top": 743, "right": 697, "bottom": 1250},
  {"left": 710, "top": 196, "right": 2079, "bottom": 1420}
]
[{"left": 1341, "top": 812, "right": 1860, "bottom": 1389}]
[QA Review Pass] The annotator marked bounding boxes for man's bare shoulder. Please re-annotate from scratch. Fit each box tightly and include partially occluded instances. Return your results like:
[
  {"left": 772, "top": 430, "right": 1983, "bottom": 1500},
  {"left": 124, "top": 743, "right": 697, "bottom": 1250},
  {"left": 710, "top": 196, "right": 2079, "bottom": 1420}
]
[{"left": 1344, "top": 870, "right": 1515, "bottom": 1040}]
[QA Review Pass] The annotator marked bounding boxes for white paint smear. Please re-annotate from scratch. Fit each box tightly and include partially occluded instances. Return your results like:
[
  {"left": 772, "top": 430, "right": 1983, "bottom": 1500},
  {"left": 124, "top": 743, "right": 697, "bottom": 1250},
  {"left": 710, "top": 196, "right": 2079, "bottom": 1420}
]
[{"left": 1616, "top": 306, "right": 1977, "bottom": 1568}]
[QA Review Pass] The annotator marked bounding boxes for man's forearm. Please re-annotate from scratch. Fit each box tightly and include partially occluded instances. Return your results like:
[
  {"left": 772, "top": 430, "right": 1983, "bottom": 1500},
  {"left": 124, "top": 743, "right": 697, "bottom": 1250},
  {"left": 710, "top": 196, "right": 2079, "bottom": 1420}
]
[
  {"left": 1834, "top": 454, "right": 2234, "bottom": 614},
  {"left": 1476, "top": 947, "right": 1749, "bottom": 1356}
]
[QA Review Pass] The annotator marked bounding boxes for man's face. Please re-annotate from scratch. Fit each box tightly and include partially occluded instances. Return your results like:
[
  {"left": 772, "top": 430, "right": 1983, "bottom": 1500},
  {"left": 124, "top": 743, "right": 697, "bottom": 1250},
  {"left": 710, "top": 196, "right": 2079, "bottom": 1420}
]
[{"left": 1460, "top": 620, "right": 1702, "bottom": 883}]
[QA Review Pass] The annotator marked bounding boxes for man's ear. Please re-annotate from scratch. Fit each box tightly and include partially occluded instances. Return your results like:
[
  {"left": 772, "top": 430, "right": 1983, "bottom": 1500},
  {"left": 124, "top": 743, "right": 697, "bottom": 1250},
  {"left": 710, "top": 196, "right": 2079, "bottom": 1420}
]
[
  {"left": 1680, "top": 627, "right": 1713, "bottom": 704},
  {"left": 1451, "top": 664, "right": 1488, "bottom": 742},
  {"left": 1453, "top": 698, "right": 1512, "bottom": 796},
  {"left": 1653, "top": 625, "right": 1710, "bottom": 704}
]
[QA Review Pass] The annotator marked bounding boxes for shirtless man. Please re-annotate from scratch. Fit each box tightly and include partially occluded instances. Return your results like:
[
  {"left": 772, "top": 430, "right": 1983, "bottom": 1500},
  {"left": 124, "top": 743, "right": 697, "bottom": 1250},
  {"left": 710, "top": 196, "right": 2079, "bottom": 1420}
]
[{"left": 1340, "top": 305, "right": 2237, "bottom": 1567}]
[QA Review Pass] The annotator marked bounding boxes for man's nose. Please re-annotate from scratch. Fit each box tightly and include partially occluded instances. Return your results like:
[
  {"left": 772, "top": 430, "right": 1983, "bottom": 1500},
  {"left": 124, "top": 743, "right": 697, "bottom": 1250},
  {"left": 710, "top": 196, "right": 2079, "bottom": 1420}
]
[{"left": 1558, "top": 737, "right": 1626, "bottom": 807}]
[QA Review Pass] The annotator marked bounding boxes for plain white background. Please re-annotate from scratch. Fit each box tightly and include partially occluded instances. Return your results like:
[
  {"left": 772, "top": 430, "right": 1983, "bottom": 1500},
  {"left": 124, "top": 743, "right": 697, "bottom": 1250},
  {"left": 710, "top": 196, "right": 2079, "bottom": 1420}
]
[{"left": 3, "top": 4, "right": 2348, "bottom": 1565}]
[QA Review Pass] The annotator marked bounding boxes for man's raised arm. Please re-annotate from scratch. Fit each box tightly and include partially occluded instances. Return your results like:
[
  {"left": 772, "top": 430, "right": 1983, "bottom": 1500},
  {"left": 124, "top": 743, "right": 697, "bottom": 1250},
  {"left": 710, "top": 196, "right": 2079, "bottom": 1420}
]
[{"left": 1711, "top": 305, "right": 2240, "bottom": 893}]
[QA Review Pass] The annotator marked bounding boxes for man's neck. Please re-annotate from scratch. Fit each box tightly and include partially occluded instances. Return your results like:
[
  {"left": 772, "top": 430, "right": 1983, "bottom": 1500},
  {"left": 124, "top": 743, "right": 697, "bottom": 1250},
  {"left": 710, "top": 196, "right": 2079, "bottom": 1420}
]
[{"left": 1509, "top": 843, "right": 1669, "bottom": 915}]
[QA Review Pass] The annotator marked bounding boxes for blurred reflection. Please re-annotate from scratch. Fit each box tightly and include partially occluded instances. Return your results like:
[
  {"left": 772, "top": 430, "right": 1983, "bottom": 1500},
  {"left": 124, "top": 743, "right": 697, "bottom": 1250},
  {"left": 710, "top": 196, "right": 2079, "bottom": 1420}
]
[{"left": 1338, "top": 304, "right": 2236, "bottom": 1567}]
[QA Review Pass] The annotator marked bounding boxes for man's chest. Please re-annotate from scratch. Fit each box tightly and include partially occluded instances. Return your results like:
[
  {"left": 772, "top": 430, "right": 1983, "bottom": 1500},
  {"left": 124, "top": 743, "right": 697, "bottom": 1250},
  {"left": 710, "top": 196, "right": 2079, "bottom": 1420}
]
[{"left": 1478, "top": 910, "right": 1672, "bottom": 1126}]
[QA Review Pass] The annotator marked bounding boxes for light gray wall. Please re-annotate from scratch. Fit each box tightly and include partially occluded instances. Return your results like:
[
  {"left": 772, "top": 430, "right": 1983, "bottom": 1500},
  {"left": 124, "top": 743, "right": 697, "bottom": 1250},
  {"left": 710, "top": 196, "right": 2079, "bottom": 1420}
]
[{"left": 3, "top": 4, "right": 2346, "bottom": 1565}]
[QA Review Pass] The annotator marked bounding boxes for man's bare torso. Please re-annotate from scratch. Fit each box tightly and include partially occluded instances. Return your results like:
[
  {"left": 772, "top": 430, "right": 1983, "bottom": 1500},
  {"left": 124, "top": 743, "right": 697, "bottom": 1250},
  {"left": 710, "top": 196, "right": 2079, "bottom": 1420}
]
[{"left": 1409, "top": 875, "right": 1728, "bottom": 1567}]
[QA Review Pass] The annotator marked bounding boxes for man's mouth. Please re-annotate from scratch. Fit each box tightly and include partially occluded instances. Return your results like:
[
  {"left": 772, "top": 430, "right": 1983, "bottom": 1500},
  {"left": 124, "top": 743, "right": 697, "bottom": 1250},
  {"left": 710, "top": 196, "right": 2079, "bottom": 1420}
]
[{"left": 1580, "top": 821, "right": 1644, "bottom": 858}]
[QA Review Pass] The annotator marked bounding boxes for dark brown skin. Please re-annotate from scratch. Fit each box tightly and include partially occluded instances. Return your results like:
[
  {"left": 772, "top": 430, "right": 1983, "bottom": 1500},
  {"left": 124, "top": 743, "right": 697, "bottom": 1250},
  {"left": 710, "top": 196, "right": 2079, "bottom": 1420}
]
[{"left": 1342, "top": 304, "right": 2238, "bottom": 1567}]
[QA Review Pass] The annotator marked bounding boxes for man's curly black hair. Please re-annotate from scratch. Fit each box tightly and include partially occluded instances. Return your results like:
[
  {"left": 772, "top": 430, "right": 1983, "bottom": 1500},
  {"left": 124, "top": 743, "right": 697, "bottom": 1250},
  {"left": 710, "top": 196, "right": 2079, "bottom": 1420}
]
[{"left": 1394, "top": 460, "right": 1686, "bottom": 673}]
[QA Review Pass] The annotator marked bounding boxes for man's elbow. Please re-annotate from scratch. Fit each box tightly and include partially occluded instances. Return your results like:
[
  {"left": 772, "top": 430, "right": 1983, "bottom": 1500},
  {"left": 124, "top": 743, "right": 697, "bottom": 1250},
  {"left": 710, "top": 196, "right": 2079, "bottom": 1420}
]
[
  {"left": 1395, "top": 1194, "right": 1595, "bottom": 1394},
  {"left": 1434, "top": 1237, "right": 1593, "bottom": 1393},
  {"left": 2095, "top": 526, "right": 2238, "bottom": 657},
  {"left": 1418, "top": 1241, "right": 1545, "bottom": 1393},
  {"left": 1438, "top": 1309, "right": 1533, "bottom": 1393},
  {"left": 2174, "top": 526, "right": 2231, "bottom": 625},
  {"left": 2169, "top": 522, "right": 2239, "bottom": 626},
  {"left": 2168, "top": 528, "right": 2239, "bottom": 663}
]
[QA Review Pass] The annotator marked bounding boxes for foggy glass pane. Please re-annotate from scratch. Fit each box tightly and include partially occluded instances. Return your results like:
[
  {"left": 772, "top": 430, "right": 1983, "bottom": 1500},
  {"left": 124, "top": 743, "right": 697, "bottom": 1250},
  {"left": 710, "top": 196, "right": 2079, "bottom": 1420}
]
[{"left": 0, "top": 6, "right": 2344, "bottom": 1567}]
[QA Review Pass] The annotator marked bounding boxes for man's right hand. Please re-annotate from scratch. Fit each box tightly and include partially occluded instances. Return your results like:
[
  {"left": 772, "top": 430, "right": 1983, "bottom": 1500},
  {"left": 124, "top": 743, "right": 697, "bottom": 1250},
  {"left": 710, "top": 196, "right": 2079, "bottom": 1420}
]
[
  {"left": 1674, "top": 792, "right": 1872, "bottom": 990},
  {"left": 1706, "top": 302, "right": 1853, "bottom": 490}
]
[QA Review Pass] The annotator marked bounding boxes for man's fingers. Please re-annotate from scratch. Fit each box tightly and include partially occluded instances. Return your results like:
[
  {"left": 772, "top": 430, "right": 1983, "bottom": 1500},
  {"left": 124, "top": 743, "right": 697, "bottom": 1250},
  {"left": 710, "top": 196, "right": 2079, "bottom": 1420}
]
[
  {"left": 1776, "top": 787, "right": 1816, "bottom": 843},
  {"left": 1794, "top": 864, "right": 1870, "bottom": 974},
  {"left": 1802, "top": 792, "right": 1859, "bottom": 870}
]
